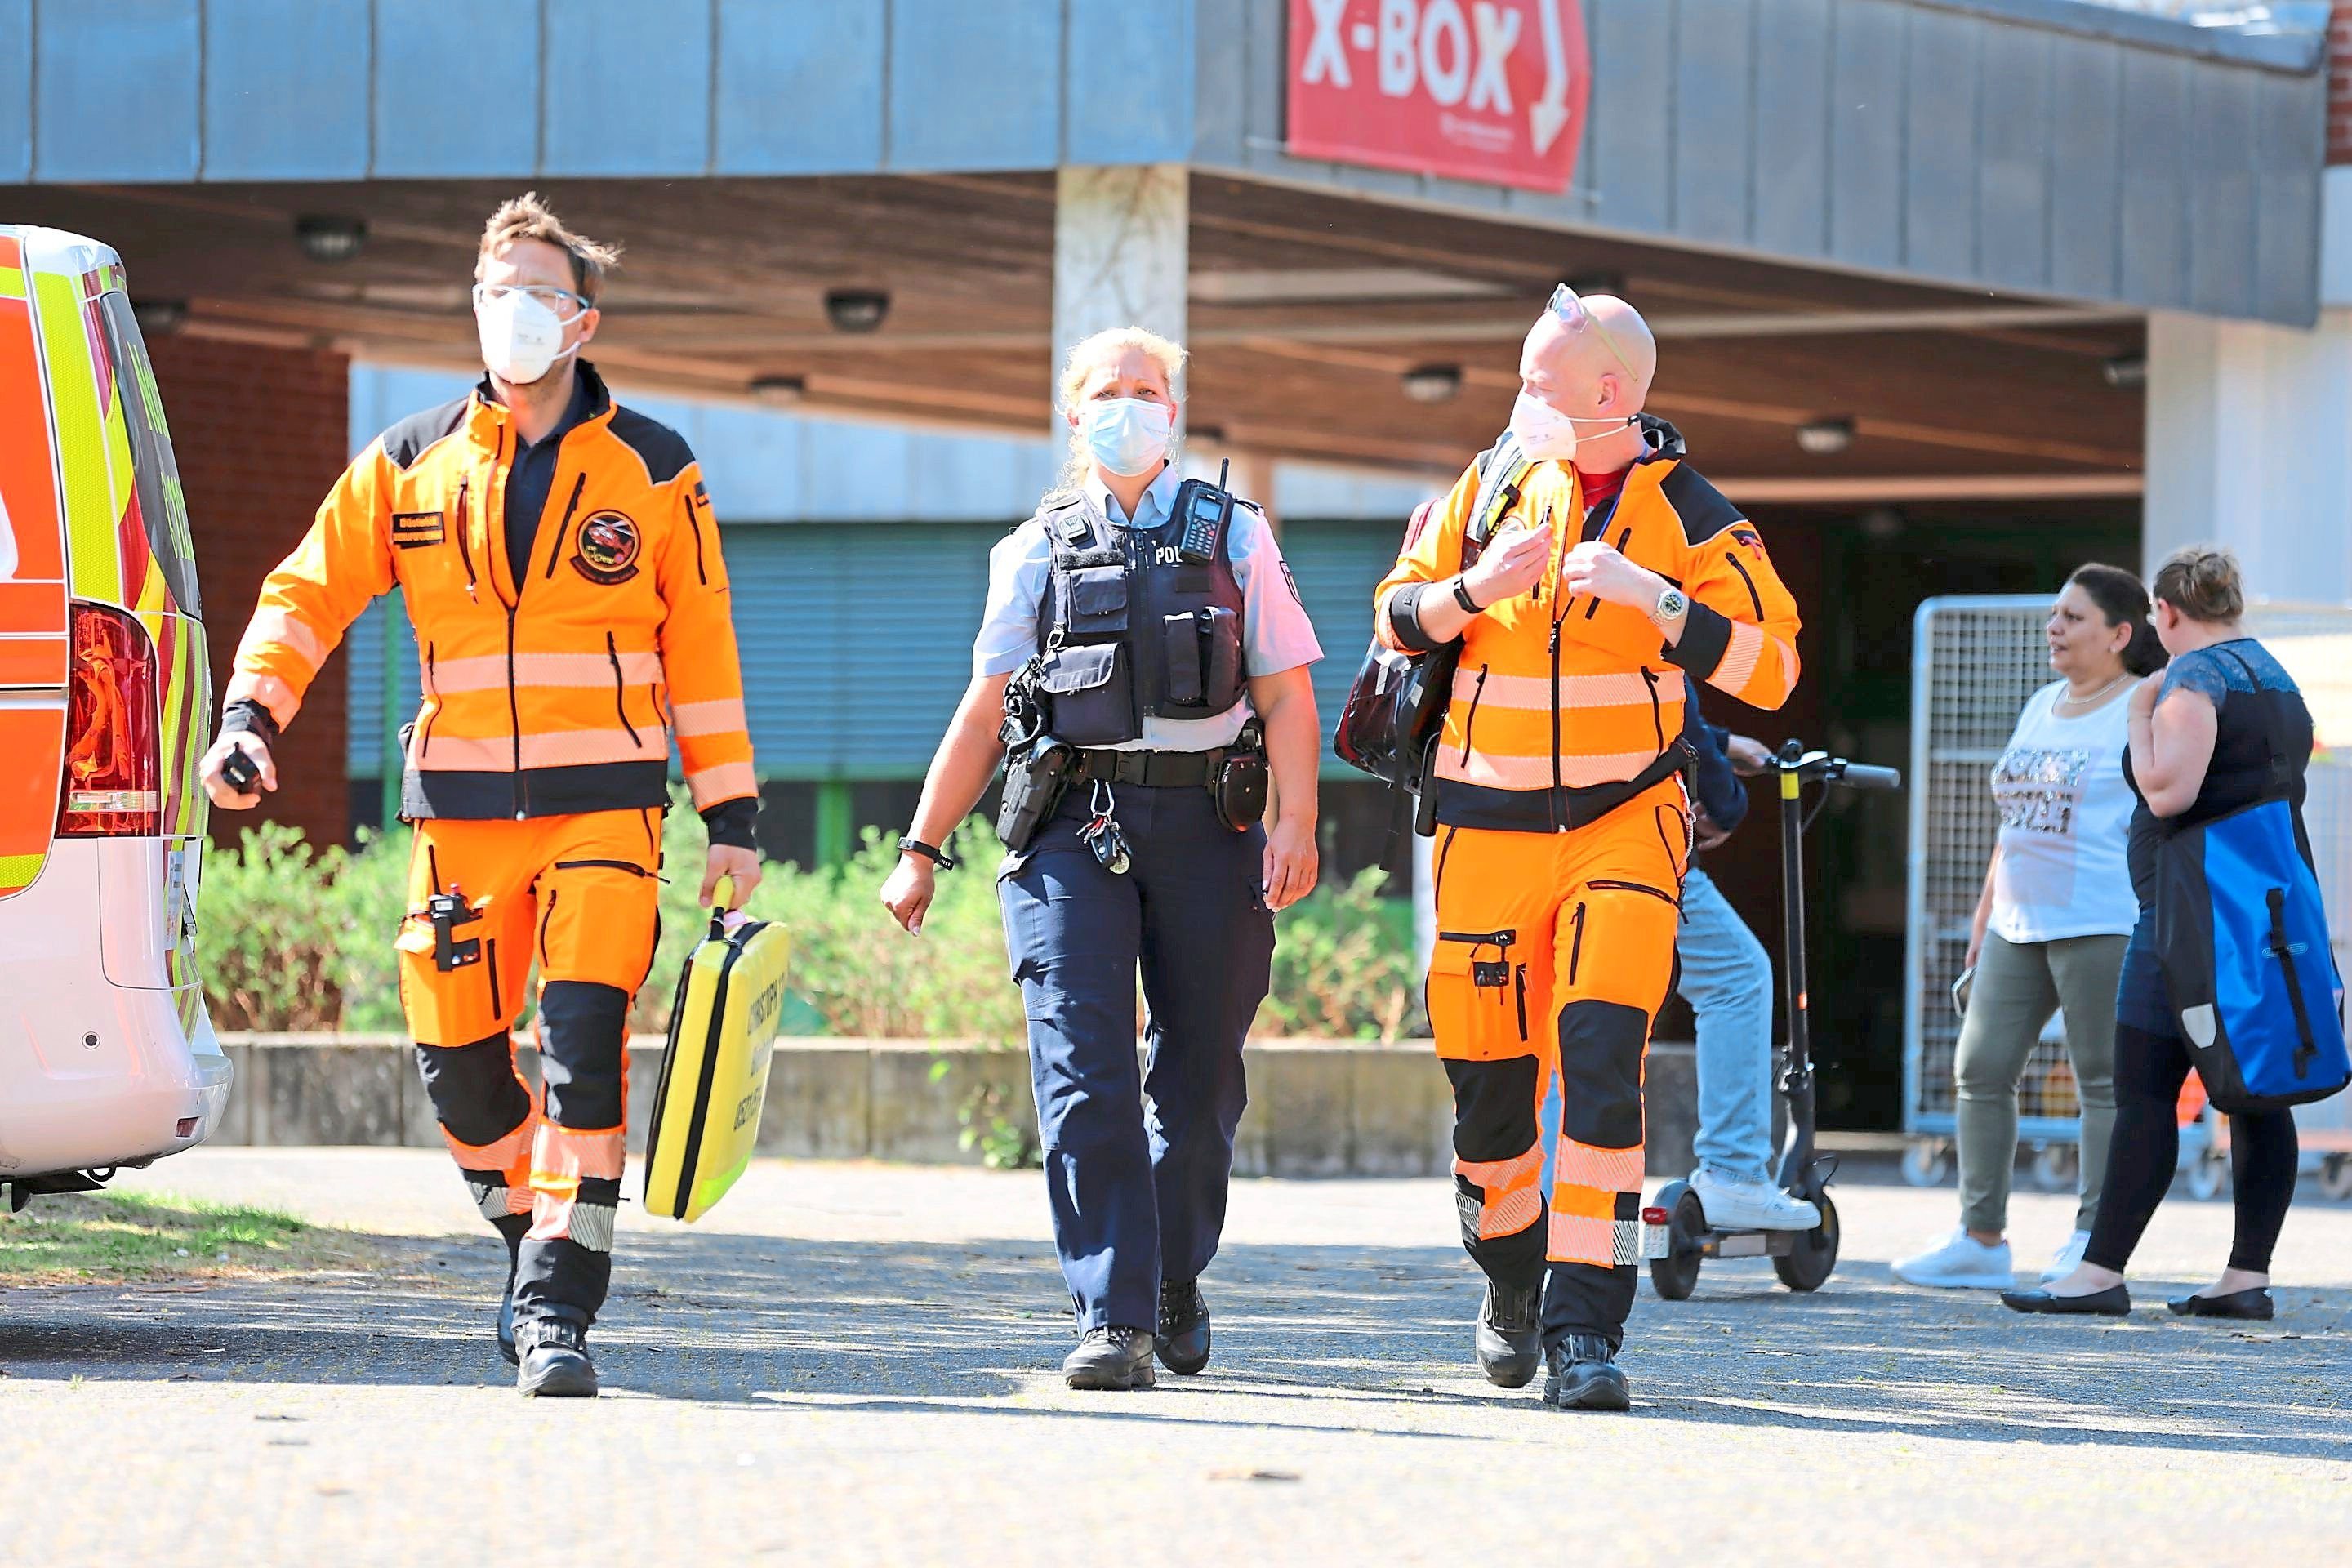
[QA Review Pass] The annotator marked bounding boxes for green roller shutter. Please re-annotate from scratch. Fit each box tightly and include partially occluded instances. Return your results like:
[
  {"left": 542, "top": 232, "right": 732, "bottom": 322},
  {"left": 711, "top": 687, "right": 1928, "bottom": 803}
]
[
  {"left": 345, "top": 589, "right": 420, "bottom": 782},
  {"left": 1278, "top": 519, "right": 1404, "bottom": 773}
]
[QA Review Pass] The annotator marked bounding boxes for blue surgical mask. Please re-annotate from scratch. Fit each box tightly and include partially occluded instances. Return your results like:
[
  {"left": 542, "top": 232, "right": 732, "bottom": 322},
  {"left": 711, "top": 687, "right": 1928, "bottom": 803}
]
[{"left": 1079, "top": 397, "right": 1173, "bottom": 477}]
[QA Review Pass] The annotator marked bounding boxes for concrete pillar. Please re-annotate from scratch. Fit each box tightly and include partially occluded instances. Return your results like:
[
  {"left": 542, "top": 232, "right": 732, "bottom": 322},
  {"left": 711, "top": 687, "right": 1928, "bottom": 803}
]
[
  {"left": 1051, "top": 163, "right": 1189, "bottom": 429},
  {"left": 2143, "top": 310, "right": 2352, "bottom": 604}
]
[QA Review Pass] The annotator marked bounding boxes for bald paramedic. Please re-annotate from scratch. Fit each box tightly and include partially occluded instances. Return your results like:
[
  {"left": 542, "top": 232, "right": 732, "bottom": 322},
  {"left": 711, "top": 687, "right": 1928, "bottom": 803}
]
[
  {"left": 199, "top": 193, "right": 760, "bottom": 1398},
  {"left": 1373, "top": 288, "right": 1800, "bottom": 1411}
]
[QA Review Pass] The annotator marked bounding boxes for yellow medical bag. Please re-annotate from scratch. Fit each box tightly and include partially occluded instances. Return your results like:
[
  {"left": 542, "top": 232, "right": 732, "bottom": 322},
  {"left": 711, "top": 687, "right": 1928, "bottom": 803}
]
[{"left": 642, "top": 904, "right": 791, "bottom": 1222}]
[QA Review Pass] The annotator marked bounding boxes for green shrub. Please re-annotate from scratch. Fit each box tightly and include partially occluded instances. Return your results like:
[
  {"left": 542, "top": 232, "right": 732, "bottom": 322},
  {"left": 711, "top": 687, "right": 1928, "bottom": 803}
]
[{"left": 198, "top": 804, "right": 1426, "bottom": 1043}]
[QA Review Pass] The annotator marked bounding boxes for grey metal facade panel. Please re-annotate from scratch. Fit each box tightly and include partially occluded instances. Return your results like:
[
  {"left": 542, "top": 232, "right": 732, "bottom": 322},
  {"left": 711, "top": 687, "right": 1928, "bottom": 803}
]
[
  {"left": 714, "top": 0, "right": 887, "bottom": 175},
  {"left": 1190, "top": 0, "right": 1250, "bottom": 166},
  {"left": 1912, "top": 0, "right": 2322, "bottom": 70},
  {"left": 1672, "top": 0, "right": 1757, "bottom": 250},
  {"left": 1586, "top": 0, "right": 1676, "bottom": 236},
  {"left": 541, "top": 0, "right": 713, "bottom": 176},
  {"left": 1829, "top": 0, "right": 1910, "bottom": 271},
  {"left": 203, "top": 0, "right": 372, "bottom": 181},
  {"left": 2186, "top": 65, "right": 2261, "bottom": 321},
  {"left": 2117, "top": 49, "right": 2192, "bottom": 308},
  {"left": 1068, "top": 0, "right": 1195, "bottom": 166},
  {"left": 887, "top": 0, "right": 1062, "bottom": 173},
  {"left": 1750, "top": 0, "right": 1833, "bottom": 260},
  {"left": 372, "top": 0, "right": 540, "bottom": 177},
  {"left": 1973, "top": 21, "right": 2053, "bottom": 293},
  {"left": 2045, "top": 33, "right": 2123, "bottom": 303},
  {"left": 0, "top": 0, "right": 28, "bottom": 184},
  {"left": 2255, "top": 69, "right": 2325, "bottom": 328},
  {"left": 33, "top": 0, "right": 201, "bottom": 183},
  {"left": 1901, "top": 7, "right": 1980, "bottom": 280}
]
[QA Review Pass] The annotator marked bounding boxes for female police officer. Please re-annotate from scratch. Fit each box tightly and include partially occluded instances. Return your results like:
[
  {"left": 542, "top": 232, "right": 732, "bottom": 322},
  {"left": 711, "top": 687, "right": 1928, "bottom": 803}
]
[{"left": 880, "top": 327, "right": 1323, "bottom": 1389}]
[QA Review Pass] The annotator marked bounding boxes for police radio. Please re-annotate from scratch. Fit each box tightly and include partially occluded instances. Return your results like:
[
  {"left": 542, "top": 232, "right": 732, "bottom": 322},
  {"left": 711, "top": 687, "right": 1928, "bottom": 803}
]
[{"left": 1173, "top": 459, "right": 1236, "bottom": 565}]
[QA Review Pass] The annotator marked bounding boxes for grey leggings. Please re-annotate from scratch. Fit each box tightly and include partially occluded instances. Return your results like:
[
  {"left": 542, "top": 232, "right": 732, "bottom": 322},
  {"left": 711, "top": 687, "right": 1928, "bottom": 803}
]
[{"left": 1954, "top": 930, "right": 2127, "bottom": 1236}]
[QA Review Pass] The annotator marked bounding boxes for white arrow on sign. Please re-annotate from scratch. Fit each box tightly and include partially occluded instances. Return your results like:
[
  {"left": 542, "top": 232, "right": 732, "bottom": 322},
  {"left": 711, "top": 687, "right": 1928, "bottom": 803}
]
[{"left": 1530, "top": 0, "right": 1570, "bottom": 156}]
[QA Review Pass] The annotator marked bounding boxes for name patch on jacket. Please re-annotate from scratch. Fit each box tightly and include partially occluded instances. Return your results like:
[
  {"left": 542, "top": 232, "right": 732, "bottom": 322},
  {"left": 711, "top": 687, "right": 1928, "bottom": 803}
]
[
  {"left": 392, "top": 510, "right": 446, "bottom": 550},
  {"left": 570, "top": 510, "right": 643, "bottom": 586}
]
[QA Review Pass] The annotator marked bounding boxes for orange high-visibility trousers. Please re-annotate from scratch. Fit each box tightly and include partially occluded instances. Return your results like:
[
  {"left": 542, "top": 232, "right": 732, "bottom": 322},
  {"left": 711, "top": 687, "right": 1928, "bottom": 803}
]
[
  {"left": 1428, "top": 776, "right": 1688, "bottom": 1345},
  {"left": 396, "top": 806, "right": 663, "bottom": 1325}
]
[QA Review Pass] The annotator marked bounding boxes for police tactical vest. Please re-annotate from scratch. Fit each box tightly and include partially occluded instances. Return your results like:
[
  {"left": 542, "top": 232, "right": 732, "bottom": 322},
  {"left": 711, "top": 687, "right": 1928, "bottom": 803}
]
[{"left": 1031, "top": 490, "right": 1248, "bottom": 746}]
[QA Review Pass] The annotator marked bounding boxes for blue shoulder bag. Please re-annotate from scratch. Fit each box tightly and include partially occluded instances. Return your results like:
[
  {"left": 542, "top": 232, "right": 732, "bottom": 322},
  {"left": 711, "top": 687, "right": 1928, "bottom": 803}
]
[{"left": 2152, "top": 649, "right": 2349, "bottom": 1113}]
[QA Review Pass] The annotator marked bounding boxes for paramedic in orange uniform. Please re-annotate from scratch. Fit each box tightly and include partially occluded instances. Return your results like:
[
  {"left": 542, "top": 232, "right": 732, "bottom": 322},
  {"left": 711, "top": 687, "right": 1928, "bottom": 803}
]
[
  {"left": 198, "top": 194, "right": 760, "bottom": 1398},
  {"left": 1373, "top": 288, "right": 1800, "bottom": 1410}
]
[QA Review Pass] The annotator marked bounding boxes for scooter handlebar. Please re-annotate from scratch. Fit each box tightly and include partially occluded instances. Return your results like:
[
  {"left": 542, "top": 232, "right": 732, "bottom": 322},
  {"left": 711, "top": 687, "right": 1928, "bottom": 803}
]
[{"left": 1833, "top": 761, "right": 1903, "bottom": 792}]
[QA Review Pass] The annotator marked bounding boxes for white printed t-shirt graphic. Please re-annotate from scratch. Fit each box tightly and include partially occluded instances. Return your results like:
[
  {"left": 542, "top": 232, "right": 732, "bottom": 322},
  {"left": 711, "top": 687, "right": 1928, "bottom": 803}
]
[
  {"left": 1987, "top": 679, "right": 2140, "bottom": 943},
  {"left": 973, "top": 465, "right": 1323, "bottom": 752}
]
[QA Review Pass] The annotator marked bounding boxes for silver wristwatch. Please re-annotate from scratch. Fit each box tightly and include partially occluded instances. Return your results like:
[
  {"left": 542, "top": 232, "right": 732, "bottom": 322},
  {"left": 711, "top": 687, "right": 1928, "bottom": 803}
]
[{"left": 1650, "top": 585, "right": 1688, "bottom": 624}]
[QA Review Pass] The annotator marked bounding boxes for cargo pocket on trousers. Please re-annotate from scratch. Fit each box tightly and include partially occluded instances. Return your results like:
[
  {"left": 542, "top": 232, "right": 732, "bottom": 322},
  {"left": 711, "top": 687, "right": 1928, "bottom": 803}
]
[{"left": 1428, "top": 929, "right": 1530, "bottom": 1062}]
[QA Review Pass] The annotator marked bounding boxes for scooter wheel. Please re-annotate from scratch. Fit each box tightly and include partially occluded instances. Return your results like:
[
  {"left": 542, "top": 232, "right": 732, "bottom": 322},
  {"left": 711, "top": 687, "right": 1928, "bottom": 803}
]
[
  {"left": 1900, "top": 1141, "right": 1950, "bottom": 1187},
  {"left": 2185, "top": 1147, "right": 2230, "bottom": 1202},
  {"left": 1649, "top": 1183, "right": 1704, "bottom": 1302},
  {"left": 1773, "top": 1190, "right": 1840, "bottom": 1293},
  {"left": 2321, "top": 1155, "right": 2352, "bottom": 1202}
]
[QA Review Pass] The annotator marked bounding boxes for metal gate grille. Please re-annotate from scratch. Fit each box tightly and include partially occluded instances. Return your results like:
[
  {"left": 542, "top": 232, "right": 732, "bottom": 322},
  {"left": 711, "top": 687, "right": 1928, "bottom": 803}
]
[{"left": 1904, "top": 596, "right": 2352, "bottom": 1143}]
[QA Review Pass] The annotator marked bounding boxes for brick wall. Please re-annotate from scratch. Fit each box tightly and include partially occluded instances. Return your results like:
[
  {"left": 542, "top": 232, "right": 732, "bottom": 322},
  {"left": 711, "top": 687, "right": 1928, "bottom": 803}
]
[
  {"left": 2332, "top": 3, "right": 2352, "bottom": 165},
  {"left": 149, "top": 334, "right": 353, "bottom": 849}
]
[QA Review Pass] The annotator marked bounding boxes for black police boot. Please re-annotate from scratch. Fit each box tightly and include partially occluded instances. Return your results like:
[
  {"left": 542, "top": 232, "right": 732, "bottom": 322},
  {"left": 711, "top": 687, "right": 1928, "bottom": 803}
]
[
  {"left": 1474, "top": 1279, "right": 1543, "bottom": 1388},
  {"left": 515, "top": 1316, "right": 599, "bottom": 1399},
  {"left": 1062, "top": 1325, "right": 1156, "bottom": 1391},
  {"left": 492, "top": 1215, "right": 528, "bottom": 1368},
  {"left": 1543, "top": 1333, "right": 1630, "bottom": 1412},
  {"left": 1156, "top": 1280, "right": 1213, "bottom": 1375}
]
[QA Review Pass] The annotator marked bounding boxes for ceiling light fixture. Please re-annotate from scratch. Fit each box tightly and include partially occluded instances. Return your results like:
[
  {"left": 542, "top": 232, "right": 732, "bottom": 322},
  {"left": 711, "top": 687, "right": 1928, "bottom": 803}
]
[
  {"left": 2101, "top": 353, "right": 2148, "bottom": 390},
  {"left": 824, "top": 288, "right": 890, "bottom": 333},
  {"left": 749, "top": 374, "right": 807, "bottom": 407},
  {"left": 1401, "top": 364, "right": 1463, "bottom": 403},
  {"left": 294, "top": 213, "right": 368, "bottom": 263},
  {"left": 1796, "top": 417, "right": 1855, "bottom": 456}
]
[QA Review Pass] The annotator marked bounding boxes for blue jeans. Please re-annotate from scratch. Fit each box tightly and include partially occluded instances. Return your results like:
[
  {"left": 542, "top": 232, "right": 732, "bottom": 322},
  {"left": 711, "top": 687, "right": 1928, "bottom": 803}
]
[{"left": 1677, "top": 867, "right": 1775, "bottom": 1185}]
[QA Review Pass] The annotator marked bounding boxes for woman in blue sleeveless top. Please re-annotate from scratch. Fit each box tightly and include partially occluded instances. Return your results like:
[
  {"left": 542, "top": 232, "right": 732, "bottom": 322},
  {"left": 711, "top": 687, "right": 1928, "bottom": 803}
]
[{"left": 2007, "top": 547, "right": 2316, "bottom": 1321}]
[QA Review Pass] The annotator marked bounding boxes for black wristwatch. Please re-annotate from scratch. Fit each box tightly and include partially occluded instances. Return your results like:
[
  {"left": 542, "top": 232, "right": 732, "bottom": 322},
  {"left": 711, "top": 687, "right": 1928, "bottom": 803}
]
[
  {"left": 1452, "top": 576, "right": 1485, "bottom": 614},
  {"left": 898, "top": 836, "right": 957, "bottom": 871}
]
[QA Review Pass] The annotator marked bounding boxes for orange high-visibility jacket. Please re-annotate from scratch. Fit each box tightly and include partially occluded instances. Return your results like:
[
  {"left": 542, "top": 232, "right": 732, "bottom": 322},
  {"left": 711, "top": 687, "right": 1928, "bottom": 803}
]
[
  {"left": 226, "top": 366, "right": 755, "bottom": 821},
  {"left": 1374, "top": 418, "right": 1798, "bottom": 833}
]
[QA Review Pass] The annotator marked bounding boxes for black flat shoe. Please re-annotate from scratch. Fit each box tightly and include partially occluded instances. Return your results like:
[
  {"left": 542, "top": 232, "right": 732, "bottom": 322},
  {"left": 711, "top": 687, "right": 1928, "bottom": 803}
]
[
  {"left": 2168, "top": 1286, "right": 2274, "bottom": 1320},
  {"left": 1156, "top": 1280, "right": 1212, "bottom": 1375},
  {"left": 2000, "top": 1285, "right": 2131, "bottom": 1317}
]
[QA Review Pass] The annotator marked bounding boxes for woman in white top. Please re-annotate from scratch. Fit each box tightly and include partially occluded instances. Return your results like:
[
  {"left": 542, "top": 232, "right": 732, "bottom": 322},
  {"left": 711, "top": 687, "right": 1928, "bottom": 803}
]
[{"left": 1894, "top": 564, "right": 2167, "bottom": 1291}]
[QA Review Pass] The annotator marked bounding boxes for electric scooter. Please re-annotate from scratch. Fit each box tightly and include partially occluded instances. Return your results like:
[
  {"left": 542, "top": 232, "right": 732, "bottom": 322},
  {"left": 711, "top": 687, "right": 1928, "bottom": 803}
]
[{"left": 1645, "top": 741, "right": 1903, "bottom": 1298}]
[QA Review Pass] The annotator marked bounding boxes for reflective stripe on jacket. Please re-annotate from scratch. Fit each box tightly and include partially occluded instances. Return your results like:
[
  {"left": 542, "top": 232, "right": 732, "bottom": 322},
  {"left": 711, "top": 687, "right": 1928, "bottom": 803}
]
[
  {"left": 1374, "top": 418, "right": 1798, "bottom": 832},
  {"left": 225, "top": 364, "right": 755, "bottom": 820}
]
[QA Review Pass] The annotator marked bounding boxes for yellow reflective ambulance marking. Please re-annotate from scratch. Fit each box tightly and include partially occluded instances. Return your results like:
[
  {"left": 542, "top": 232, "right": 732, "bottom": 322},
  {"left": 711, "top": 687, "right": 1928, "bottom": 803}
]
[
  {"left": 0, "top": 265, "right": 23, "bottom": 300},
  {"left": 33, "top": 271, "right": 120, "bottom": 602},
  {"left": 0, "top": 852, "right": 44, "bottom": 890}
]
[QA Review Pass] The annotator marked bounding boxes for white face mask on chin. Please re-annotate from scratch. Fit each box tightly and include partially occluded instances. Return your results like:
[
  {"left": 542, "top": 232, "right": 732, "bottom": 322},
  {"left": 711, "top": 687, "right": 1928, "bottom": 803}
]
[
  {"left": 477, "top": 289, "right": 583, "bottom": 385},
  {"left": 1078, "top": 397, "right": 1174, "bottom": 478},
  {"left": 1510, "top": 390, "right": 1636, "bottom": 465}
]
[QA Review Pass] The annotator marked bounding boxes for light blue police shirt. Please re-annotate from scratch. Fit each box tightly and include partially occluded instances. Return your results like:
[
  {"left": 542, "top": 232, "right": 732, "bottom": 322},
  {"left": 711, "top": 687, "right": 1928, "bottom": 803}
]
[{"left": 972, "top": 465, "right": 1324, "bottom": 751}]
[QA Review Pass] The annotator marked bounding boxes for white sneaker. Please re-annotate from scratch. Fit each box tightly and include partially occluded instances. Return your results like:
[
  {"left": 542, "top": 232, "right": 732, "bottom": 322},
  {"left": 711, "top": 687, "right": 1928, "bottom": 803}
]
[
  {"left": 2039, "top": 1230, "right": 2091, "bottom": 1285},
  {"left": 1690, "top": 1168, "right": 1821, "bottom": 1231},
  {"left": 1891, "top": 1227, "right": 2015, "bottom": 1290}
]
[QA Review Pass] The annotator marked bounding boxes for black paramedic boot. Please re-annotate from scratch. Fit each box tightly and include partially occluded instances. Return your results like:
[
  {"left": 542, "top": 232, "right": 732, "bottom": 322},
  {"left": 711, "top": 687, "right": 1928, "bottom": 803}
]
[
  {"left": 1062, "top": 1325, "right": 1156, "bottom": 1391},
  {"left": 1156, "top": 1280, "right": 1213, "bottom": 1375},
  {"left": 493, "top": 1215, "right": 528, "bottom": 1367},
  {"left": 515, "top": 1316, "right": 599, "bottom": 1399},
  {"left": 1474, "top": 1279, "right": 1544, "bottom": 1388},
  {"left": 1543, "top": 1333, "right": 1630, "bottom": 1412}
]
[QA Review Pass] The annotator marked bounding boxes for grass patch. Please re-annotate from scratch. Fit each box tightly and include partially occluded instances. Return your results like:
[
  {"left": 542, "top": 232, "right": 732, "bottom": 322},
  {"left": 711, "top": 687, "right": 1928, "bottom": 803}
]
[{"left": 0, "top": 1190, "right": 380, "bottom": 1284}]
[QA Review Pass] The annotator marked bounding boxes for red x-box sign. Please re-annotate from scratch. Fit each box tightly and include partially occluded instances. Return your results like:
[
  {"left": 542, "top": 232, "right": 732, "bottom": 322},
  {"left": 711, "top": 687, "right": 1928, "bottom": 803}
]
[{"left": 1286, "top": 0, "right": 1590, "bottom": 194}]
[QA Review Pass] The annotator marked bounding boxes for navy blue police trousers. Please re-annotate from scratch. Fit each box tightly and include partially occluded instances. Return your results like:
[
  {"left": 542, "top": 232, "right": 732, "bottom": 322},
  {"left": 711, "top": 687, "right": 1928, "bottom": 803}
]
[{"left": 998, "top": 782, "right": 1276, "bottom": 1332}]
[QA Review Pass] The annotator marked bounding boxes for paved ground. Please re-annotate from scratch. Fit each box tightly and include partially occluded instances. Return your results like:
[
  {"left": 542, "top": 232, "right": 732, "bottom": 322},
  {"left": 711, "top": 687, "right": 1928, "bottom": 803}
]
[{"left": 3, "top": 1150, "right": 2350, "bottom": 1566}]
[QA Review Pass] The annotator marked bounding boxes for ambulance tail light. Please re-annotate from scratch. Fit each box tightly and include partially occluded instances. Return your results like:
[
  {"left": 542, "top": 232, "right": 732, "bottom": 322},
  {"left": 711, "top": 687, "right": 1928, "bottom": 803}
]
[{"left": 57, "top": 601, "right": 162, "bottom": 838}]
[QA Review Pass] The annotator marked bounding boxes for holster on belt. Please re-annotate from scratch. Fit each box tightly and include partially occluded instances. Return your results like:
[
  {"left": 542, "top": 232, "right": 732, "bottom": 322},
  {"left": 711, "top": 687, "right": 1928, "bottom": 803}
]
[{"left": 997, "top": 738, "right": 1073, "bottom": 853}]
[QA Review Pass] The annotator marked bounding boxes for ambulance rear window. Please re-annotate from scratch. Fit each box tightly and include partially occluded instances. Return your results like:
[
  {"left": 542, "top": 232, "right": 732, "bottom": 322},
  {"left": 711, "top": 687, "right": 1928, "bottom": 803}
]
[{"left": 96, "top": 291, "right": 201, "bottom": 618}]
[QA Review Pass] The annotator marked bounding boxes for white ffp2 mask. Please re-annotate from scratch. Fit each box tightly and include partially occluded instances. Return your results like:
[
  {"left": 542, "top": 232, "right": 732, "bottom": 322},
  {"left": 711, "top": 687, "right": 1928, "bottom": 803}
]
[
  {"left": 476, "top": 289, "right": 581, "bottom": 385},
  {"left": 1510, "top": 391, "right": 1635, "bottom": 464},
  {"left": 1078, "top": 398, "right": 1174, "bottom": 477}
]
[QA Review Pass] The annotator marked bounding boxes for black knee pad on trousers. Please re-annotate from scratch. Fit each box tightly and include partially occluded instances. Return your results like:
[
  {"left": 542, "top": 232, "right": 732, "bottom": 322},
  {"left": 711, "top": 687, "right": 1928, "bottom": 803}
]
[
  {"left": 536, "top": 980, "right": 630, "bottom": 1129},
  {"left": 414, "top": 1032, "right": 532, "bottom": 1149},
  {"left": 1557, "top": 1000, "right": 1647, "bottom": 1149},
  {"left": 1443, "top": 1056, "right": 1541, "bottom": 1160}
]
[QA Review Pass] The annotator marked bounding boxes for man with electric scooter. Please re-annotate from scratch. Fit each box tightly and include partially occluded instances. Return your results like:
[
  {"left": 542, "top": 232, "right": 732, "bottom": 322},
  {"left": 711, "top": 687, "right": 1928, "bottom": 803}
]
[{"left": 1371, "top": 288, "right": 1801, "bottom": 1411}]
